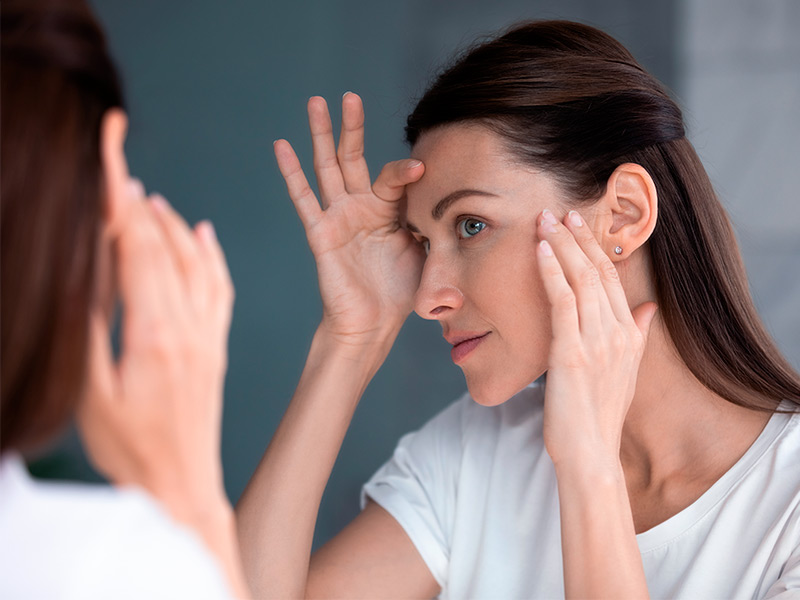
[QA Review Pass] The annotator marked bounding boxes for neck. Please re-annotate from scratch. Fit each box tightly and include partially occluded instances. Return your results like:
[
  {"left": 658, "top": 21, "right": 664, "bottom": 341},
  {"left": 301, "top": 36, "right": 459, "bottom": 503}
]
[{"left": 619, "top": 317, "right": 770, "bottom": 487}]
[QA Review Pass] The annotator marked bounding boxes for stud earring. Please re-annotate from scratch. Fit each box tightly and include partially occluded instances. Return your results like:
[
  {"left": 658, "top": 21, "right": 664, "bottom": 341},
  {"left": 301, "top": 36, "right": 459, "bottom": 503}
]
[{"left": 614, "top": 246, "right": 623, "bottom": 255}]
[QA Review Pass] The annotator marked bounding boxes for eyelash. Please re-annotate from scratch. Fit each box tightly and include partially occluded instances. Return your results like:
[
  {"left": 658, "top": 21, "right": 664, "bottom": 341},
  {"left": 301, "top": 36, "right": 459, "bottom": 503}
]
[
  {"left": 414, "top": 217, "right": 488, "bottom": 255},
  {"left": 456, "top": 217, "right": 487, "bottom": 239}
]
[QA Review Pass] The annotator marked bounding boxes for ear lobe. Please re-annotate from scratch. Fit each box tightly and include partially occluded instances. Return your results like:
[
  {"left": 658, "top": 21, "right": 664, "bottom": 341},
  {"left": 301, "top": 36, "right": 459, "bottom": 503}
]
[
  {"left": 100, "top": 108, "right": 130, "bottom": 236},
  {"left": 601, "top": 163, "right": 658, "bottom": 260}
]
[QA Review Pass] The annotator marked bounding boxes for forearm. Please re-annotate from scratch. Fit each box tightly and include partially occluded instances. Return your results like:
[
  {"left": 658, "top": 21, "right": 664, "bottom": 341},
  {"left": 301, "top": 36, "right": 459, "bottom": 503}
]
[
  {"left": 555, "top": 460, "right": 649, "bottom": 599},
  {"left": 235, "top": 323, "right": 399, "bottom": 599},
  {"left": 191, "top": 499, "right": 251, "bottom": 598},
  {"left": 142, "top": 468, "right": 251, "bottom": 598}
]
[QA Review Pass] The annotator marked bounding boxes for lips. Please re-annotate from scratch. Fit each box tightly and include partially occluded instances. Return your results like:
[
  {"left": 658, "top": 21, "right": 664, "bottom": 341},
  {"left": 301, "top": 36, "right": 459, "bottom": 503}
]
[{"left": 447, "top": 331, "right": 490, "bottom": 364}]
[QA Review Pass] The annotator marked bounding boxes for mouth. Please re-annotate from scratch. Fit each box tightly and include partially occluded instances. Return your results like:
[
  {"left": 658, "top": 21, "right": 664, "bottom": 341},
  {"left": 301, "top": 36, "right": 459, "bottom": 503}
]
[{"left": 447, "top": 331, "right": 490, "bottom": 365}]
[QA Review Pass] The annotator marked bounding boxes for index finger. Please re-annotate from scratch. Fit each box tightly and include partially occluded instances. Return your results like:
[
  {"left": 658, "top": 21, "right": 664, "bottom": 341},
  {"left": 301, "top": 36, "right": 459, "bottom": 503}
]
[
  {"left": 274, "top": 139, "right": 322, "bottom": 231},
  {"left": 563, "top": 210, "right": 633, "bottom": 324}
]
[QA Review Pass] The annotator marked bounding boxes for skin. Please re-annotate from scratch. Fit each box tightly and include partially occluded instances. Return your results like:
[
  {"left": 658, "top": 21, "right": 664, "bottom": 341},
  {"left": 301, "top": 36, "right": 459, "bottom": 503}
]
[
  {"left": 75, "top": 109, "right": 249, "bottom": 598},
  {"left": 405, "top": 123, "right": 555, "bottom": 405},
  {"left": 237, "top": 94, "right": 772, "bottom": 599}
]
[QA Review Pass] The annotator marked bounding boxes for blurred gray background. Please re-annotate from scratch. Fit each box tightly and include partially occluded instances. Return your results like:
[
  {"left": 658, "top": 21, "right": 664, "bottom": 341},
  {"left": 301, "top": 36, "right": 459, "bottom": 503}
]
[{"left": 37, "top": 0, "right": 799, "bottom": 549}]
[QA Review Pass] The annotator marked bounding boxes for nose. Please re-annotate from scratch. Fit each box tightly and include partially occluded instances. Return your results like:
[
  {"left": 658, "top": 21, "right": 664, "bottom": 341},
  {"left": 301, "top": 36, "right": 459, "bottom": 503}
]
[{"left": 413, "top": 251, "right": 464, "bottom": 320}]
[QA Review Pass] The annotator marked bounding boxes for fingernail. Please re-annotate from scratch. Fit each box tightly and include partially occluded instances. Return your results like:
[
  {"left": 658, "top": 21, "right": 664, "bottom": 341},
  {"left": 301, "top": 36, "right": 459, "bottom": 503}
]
[
  {"left": 407, "top": 160, "right": 423, "bottom": 169},
  {"left": 198, "top": 221, "right": 217, "bottom": 243},
  {"left": 343, "top": 91, "right": 353, "bottom": 98},
  {"left": 541, "top": 209, "right": 557, "bottom": 233},
  {"left": 127, "top": 178, "right": 145, "bottom": 200},
  {"left": 150, "top": 194, "right": 169, "bottom": 212},
  {"left": 539, "top": 240, "right": 553, "bottom": 256},
  {"left": 568, "top": 210, "right": 583, "bottom": 227}
]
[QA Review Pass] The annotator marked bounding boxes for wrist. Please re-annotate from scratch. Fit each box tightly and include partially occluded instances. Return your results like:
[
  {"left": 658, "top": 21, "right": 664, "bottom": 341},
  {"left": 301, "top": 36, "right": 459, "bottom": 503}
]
[
  {"left": 140, "top": 461, "right": 229, "bottom": 526},
  {"left": 313, "top": 318, "right": 402, "bottom": 368},
  {"left": 553, "top": 453, "right": 626, "bottom": 491}
]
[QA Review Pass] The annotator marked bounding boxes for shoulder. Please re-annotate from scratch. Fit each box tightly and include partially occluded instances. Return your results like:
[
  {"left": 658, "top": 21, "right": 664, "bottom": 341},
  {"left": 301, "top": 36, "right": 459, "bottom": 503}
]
[{"left": 0, "top": 455, "right": 231, "bottom": 599}]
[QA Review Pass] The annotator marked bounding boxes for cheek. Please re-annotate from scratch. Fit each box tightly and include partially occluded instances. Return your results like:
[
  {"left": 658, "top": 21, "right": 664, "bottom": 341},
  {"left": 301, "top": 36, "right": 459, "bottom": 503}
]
[
  {"left": 481, "top": 233, "right": 550, "bottom": 332},
  {"left": 462, "top": 234, "right": 553, "bottom": 405}
]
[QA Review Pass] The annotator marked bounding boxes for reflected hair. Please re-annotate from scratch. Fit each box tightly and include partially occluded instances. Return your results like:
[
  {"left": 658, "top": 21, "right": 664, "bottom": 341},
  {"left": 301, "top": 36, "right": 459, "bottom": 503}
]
[
  {"left": 406, "top": 20, "right": 800, "bottom": 412},
  {"left": 1, "top": 0, "right": 124, "bottom": 452}
]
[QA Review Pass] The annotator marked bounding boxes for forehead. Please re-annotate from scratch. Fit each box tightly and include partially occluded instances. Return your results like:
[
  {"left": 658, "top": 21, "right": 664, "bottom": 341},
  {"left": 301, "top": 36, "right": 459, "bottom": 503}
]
[
  {"left": 409, "top": 123, "right": 516, "bottom": 187},
  {"left": 405, "top": 123, "right": 561, "bottom": 215}
]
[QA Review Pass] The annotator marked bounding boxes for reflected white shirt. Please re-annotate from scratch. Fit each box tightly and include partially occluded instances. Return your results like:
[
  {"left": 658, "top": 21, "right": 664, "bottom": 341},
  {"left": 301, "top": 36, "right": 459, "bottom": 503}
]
[{"left": 0, "top": 454, "right": 231, "bottom": 599}]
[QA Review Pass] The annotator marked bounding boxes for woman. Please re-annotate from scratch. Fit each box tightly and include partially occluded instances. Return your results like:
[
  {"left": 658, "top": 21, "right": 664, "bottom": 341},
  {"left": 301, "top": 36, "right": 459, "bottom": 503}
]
[
  {"left": 1, "top": 1, "right": 247, "bottom": 596},
  {"left": 238, "top": 20, "right": 800, "bottom": 598}
]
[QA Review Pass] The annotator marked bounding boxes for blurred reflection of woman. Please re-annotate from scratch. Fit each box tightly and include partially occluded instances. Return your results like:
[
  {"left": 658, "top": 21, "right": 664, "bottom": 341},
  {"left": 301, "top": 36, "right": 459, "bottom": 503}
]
[{"left": 1, "top": 1, "right": 247, "bottom": 597}]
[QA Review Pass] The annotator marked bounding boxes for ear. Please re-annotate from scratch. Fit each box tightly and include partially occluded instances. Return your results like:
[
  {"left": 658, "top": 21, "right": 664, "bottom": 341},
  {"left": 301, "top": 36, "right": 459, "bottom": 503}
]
[
  {"left": 100, "top": 108, "right": 131, "bottom": 236},
  {"left": 594, "top": 163, "right": 658, "bottom": 261}
]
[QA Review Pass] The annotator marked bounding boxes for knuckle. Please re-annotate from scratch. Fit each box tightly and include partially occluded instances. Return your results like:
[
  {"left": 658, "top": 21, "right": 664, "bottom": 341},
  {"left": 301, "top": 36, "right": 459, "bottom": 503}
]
[
  {"left": 609, "top": 329, "right": 628, "bottom": 353},
  {"left": 337, "top": 146, "right": 363, "bottom": 163},
  {"left": 555, "top": 343, "right": 587, "bottom": 369},
  {"left": 135, "top": 320, "right": 177, "bottom": 358},
  {"left": 313, "top": 154, "right": 339, "bottom": 170},
  {"left": 555, "top": 289, "right": 577, "bottom": 311},
  {"left": 578, "top": 266, "right": 601, "bottom": 289},
  {"left": 598, "top": 259, "right": 620, "bottom": 282},
  {"left": 378, "top": 161, "right": 401, "bottom": 180}
]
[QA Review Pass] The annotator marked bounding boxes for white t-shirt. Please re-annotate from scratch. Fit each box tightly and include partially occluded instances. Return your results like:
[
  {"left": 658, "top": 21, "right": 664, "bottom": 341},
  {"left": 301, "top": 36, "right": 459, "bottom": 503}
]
[
  {"left": 363, "top": 382, "right": 800, "bottom": 599},
  {"left": 0, "top": 454, "right": 232, "bottom": 599}
]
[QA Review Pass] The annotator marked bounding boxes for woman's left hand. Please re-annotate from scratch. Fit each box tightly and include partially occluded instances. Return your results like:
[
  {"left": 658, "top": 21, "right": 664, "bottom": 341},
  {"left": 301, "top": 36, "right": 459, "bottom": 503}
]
[{"left": 536, "top": 208, "right": 658, "bottom": 471}]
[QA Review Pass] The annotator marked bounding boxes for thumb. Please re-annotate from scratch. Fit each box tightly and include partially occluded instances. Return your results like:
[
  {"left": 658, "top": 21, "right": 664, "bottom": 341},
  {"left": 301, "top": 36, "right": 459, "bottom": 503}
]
[
  {"left": 372, "top": 159, "right": 425, "bottom": 202},
  {"left": 631, "top": 301, "right": 659, "bottom": 340}
]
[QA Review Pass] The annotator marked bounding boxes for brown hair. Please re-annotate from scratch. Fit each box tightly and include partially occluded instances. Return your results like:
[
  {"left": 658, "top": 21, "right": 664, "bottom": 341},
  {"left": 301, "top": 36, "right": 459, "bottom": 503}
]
[
  {"left": 406, "top": 20, "right": 800, "bottom": 412},
  {"left": 1, "top": 0, "right": 124, "bottom": 453}
]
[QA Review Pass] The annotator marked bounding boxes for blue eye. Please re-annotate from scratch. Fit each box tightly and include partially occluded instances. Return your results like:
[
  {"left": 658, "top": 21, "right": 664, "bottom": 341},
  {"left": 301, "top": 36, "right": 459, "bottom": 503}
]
[{"left": 457, "top": 218, "right": 486, "bottom": 238}]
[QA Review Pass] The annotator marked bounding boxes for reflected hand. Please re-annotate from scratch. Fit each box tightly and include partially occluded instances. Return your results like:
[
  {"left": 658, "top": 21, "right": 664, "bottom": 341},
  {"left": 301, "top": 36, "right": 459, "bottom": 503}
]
[
  {"left": 274, "top": 93, "right": 425, "bottom": 348},
  {"left": 78, "top": 180, "right": 235, "bottom": 520}
]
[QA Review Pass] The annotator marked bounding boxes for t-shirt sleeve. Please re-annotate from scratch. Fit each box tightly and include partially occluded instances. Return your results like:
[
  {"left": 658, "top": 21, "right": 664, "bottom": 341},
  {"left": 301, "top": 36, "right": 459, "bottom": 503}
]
[
  {"left": 361, "top": 395, "right": 468, "bottom": 589},
  {"left": 763, "top": 546, "right": 800, "bottom": 599}
]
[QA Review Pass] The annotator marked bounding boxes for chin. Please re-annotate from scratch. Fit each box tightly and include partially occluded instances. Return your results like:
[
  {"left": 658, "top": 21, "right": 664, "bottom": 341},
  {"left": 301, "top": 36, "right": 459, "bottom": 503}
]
[{"left": 464, "top": 370, "right": 536, "bottom": 407}]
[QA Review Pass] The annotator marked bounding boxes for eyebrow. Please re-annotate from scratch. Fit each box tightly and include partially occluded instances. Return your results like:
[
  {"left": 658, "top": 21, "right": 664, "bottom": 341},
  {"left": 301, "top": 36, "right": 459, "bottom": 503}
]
[{"left": 406, "top": 189, "right": 499, "bottom": 233}]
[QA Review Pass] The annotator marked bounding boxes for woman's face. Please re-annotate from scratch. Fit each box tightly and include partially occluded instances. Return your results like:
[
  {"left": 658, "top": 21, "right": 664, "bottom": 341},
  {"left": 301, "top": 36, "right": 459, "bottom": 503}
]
[{"left": 405, "top": 124, "right": 571, "bottom": 406}]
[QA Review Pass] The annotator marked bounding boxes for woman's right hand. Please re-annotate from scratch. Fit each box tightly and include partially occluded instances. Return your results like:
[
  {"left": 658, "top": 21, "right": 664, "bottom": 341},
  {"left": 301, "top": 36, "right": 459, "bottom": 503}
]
[
  {"left": 78, "top": 179, "right": 235, "bottom": 522},
  {"left": 274, "top": 93, "right": 425, "bottom": 349}
]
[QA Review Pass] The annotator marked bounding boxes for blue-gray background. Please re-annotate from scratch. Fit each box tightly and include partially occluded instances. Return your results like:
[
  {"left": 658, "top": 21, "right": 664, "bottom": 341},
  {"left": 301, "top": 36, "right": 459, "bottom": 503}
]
[{"left": 37, "top": 0, "right": 799, "bottom": 549}]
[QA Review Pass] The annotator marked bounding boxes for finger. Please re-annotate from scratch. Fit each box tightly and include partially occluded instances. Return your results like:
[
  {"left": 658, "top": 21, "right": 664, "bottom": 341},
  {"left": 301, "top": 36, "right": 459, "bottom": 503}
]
[
  {"left": 274, "top": 139, "right": 322, "bottom": 230},
  {"left": 128, "top": 177, "right": 145, "bottom": 199},
  {"left": 84, "top": 309, "right": 117, "bottom": 411},
  {"left": 537, "top": 210, "right": 606, "bottom": 335},
  {"left": 75, "top": 311, "right": 123, "bottom": 479},
  {"left": 563, "top": 210, "right": 634, "bottom": 325},
  {"left": 372, "top": 159, "right": 425, "bottom": 202},
  {"left": 537, "top": 238, "right": 580, "bottom": 343},
  {"left": 337, "top": 92, "right": 372, "bottom": 194},
  {"left": 308, "top": 96, "right": 345, "bottom": 206},
  {"left": 149, "top": 194, "right": 206, "bottom": 307},
  {"left": 194, "top": 220, "right": 235, "bottom": 333},
  {"left": 116, "top": 200, "right": 186, "bottom": 339}
]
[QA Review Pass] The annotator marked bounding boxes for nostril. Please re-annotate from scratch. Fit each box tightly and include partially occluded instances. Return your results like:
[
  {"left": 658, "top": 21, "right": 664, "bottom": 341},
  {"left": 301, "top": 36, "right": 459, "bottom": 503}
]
[{"left": 430, "top": 306, "right": 446, "bottom": 316}]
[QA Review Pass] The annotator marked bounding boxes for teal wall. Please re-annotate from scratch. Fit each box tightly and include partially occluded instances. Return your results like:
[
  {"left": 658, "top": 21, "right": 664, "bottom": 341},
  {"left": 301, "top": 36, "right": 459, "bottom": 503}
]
[{"left": 41, "top": 0, "right": 678, "bottom": 548}]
